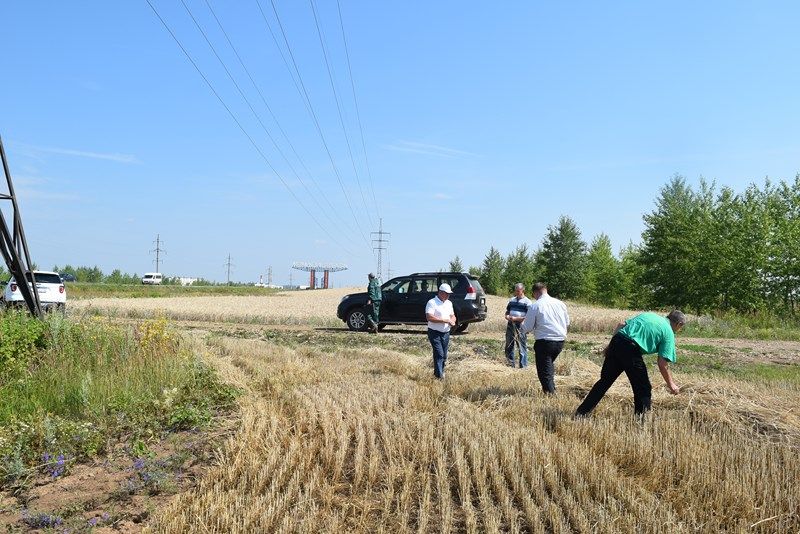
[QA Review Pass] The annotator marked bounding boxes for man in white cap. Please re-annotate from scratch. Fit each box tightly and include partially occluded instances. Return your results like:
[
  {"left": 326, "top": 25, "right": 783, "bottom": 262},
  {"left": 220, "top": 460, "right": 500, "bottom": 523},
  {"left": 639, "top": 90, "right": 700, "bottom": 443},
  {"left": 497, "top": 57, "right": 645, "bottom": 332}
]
[{"left": 425, "top": 283, "right": 457, "bottom": 379}]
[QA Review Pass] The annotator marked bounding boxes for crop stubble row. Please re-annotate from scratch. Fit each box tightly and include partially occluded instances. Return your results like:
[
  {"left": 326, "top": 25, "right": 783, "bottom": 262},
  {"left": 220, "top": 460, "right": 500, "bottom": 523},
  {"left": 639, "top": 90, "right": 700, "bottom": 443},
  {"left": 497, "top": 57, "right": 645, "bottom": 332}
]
[{"left": 147, "top": 333, "right": 799, "bottom": 533}]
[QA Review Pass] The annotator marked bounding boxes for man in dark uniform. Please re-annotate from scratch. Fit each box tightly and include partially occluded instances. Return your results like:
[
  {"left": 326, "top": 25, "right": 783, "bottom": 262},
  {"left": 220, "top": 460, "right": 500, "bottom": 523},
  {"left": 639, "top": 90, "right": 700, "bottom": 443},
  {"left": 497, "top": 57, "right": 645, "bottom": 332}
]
[{"left": 366, "top": 273, "right": 382, "bottom": 333}]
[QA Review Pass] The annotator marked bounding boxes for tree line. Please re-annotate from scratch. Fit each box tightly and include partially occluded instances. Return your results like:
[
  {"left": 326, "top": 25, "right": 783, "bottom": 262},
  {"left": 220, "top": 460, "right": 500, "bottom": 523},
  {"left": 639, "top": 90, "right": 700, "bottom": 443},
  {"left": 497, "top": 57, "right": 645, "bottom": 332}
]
[
  {"left": 0, "top": 264, "right": 217, "bottom": 286},
  {"left": 455, "top": 174, "right": 800, "bottom": 316}
]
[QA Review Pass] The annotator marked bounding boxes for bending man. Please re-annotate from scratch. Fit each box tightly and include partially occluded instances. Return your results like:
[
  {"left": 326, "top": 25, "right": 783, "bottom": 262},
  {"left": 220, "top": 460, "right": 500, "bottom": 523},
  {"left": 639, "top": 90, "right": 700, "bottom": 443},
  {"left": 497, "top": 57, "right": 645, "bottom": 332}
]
[{"left": 575, "top": 310, "right": 685, "bottom": 417}]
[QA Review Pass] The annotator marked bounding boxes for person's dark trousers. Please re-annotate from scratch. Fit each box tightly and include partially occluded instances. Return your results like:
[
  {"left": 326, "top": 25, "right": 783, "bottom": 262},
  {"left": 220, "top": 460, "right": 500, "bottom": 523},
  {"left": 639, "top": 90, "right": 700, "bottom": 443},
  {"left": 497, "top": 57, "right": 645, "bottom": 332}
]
[
  {"left": 505, "top": 321, "right": 528, "bottom": 368},
  {"left": 533, "top": 339, "right": 564, "bottom": 394},
  {"left": 428, "top": 328, "right": 450, "bottom": 379},
  {"left": 368, "top": 300, "right": 381, "bottom": 328},
  {"left": 575, "top": 333, "right": 652, "bottom": 416}
]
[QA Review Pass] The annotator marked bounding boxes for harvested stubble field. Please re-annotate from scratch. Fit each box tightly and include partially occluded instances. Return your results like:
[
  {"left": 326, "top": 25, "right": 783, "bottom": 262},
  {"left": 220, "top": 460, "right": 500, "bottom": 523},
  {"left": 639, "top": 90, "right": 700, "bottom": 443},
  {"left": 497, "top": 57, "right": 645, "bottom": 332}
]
[
  {"left": 72, "top": 288, "right": 632, "bottom": 334},
  {"left": 139, "top": 311, "right": 800, "bottom": 533}
]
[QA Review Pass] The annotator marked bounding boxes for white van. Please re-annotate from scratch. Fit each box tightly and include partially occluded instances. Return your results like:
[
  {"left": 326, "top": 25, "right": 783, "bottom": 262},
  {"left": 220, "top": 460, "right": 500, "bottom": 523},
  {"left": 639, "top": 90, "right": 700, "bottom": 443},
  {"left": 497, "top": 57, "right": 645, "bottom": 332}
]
[{"left": 141, "top": 272, "right": 163, "bottom": 285}]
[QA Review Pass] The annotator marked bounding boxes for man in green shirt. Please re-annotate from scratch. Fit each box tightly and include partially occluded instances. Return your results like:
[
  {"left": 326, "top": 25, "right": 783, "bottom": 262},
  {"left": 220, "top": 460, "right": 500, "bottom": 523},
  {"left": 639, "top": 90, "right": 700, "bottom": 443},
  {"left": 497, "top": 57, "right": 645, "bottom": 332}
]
[
  {"left": 575, "top": 310, "right": 685, "bottom": 417},
  {"left": 366, "top": 273, "right": 382, "bottom": 333}
]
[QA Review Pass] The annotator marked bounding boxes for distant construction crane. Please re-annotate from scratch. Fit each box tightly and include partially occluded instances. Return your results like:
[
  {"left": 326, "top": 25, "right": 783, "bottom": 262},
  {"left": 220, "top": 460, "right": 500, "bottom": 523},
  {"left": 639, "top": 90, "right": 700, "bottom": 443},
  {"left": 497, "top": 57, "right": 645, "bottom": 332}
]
[{"left": 291, "top": 262, "right": 347, "bottom": 289}]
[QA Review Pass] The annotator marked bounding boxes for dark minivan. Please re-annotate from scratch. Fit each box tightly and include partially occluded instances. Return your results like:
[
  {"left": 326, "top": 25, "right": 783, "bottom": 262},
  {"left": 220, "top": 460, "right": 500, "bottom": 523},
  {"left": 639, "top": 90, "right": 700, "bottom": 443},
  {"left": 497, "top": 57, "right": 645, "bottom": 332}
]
[{"left": 337, "top": 272, "right": 487, "bottom": 333}]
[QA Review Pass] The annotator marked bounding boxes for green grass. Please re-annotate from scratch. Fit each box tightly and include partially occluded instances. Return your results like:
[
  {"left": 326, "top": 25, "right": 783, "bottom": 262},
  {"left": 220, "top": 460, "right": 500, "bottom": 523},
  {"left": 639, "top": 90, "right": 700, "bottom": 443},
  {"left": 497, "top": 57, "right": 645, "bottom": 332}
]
[
  {"left": 644, "top": 352, "right": 800, "bottom": 385},
  {"left": 682, "top": 311, "right": 800, "bottom": 341},
  {"left": 680, "top": 343, "right": 720, "bottom": 354},
  {"left": 0, "top": 313, "right": 239, "bottom": 486},
  {"left": 66, "top": 282, "right": 284, "bottom": 299}
]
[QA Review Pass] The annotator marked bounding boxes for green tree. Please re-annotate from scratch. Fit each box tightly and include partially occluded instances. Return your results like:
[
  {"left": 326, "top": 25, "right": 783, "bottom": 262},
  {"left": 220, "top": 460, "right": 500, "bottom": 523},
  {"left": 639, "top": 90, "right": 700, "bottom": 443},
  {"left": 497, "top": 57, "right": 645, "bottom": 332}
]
[
  {"left": 448, "top": 255, "right": 464, "bottom": 272},
  {"left": 585, "top": 234, "right": 624, "bottom": 305},
  {"left": 502, "top": 244, "right": 536, "bottom": 295},
  {"left": 640, "top": 175, "right": 705, "bottom": 311},
  {"left": 619, "top": 243, "right": 651, "bottom": 309},
  {"left": 764, "top": 176, "right": 800, "bottom": 313},
  {"left": 480, "top": 247, "right": 505, "bottom": 295},
  {"left": 536, "top": 216, "right": 587, "bottom": 299}
]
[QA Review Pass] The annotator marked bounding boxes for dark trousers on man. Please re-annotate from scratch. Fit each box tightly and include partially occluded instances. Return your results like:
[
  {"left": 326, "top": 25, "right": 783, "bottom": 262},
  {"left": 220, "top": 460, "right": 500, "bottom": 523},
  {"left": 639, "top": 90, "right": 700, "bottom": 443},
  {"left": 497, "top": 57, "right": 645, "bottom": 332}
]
[
  {"left": 368, "top": 300, "right": 381, "bottom": 328},
  {"left": 427, "top": 328, "right": 450, "bottom": 379},
  {"left": 533, "top": 339, "right": 564, "bottom": 394},
  {"left": 575, "top": 333, "right": 652, "bottom": 416}
]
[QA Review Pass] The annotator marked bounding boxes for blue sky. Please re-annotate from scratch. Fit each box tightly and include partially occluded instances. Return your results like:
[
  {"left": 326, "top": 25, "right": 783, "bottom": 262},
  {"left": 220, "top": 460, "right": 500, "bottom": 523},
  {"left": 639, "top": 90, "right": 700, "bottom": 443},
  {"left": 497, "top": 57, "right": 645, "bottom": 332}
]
[{"left": 2, "top": 1, "right": 799, "bottom": 286}]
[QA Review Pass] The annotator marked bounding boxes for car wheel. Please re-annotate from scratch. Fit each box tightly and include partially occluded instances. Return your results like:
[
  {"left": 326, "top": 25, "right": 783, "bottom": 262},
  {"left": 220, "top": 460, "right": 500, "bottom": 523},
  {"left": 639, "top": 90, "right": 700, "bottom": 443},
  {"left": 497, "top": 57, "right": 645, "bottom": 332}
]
[
  {"left": 454, "top": 322, "right": 469, "bottom": 334},
  {"left": 346, "top": 309, "right": 368, "bottom": 331}
]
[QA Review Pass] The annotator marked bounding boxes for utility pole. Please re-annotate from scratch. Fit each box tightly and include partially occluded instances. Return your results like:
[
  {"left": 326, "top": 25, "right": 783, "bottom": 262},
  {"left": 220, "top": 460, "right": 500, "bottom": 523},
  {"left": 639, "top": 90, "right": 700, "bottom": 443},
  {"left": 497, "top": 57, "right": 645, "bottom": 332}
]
[
  {"left": 224, "top": 254, "right": 234, "bottom": 285},
  {"left": 151, "top": 234, "right": 165, "bottom": 273},
  {"left": 371, "top": 218, "right": 390, "bottom": 281},
  {"left": 289, "top": 271, "right": 293, "bottom": 288}
]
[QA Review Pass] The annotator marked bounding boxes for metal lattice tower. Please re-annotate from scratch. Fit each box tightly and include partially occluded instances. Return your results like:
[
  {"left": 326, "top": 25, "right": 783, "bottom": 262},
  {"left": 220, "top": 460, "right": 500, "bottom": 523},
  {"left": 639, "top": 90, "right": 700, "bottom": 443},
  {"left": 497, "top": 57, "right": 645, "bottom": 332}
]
[
  {"left": 224, "top": 254, "right": 234, "bottom": 285},
  {"left": 371, "top": 218, "right": 390, "bottom": 281},
  {"left": 291, "top": 262, "right": 347, "bottom": 289},
  {"left": 0, "top": 136, "right": 42, "bottom": 317},
  {"left": 151, "top": 234, "right": 165, "bottom": 272}
]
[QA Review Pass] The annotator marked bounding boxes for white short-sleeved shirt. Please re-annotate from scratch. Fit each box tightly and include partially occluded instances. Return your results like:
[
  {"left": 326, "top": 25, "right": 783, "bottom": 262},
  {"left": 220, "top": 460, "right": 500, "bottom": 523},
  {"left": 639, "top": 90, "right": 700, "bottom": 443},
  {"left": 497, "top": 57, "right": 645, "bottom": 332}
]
[
  {"left": 426, "top": 296, "right": 455, "bottom": 333},
  {"left": 521, "top": 293, "right": 569, "bottom": 340}
]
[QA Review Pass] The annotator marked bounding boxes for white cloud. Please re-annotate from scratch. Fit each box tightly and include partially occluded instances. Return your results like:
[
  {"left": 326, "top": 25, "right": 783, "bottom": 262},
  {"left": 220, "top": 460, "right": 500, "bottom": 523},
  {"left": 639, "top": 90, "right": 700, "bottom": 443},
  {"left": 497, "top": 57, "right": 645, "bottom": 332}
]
[
  {"left": 382, "top": 140, "right": 478, "bottom": 159},
  {"left": 11, "top": 141, "right": 140, "bottom": 164},
  {"left": 434, "top": 193, "right": 452, "bottom": 200}
]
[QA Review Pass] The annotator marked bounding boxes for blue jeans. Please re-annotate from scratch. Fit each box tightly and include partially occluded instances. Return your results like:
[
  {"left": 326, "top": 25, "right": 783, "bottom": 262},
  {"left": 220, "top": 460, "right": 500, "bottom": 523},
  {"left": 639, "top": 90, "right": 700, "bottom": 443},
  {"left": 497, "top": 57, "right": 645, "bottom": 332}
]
[
  {"left": 505, "top": 322, "right": 528, "bottom": 368},
  {"left": 428, "top": 329, "right": 450, "bottom": 379}
]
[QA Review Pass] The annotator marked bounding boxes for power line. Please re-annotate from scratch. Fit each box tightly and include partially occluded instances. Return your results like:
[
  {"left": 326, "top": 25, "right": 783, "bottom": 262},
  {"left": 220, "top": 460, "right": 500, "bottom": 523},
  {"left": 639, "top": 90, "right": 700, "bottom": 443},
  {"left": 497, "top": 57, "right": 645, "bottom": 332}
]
[
  {"left": 261, "top": 0, "right": 374, "bottom": 253},
  {"left": 144, "top": 0, "right": 356, "bottom": 257},
  {"left": 201, "top": 0, "right": 358, "bottom": 241},
  {"left": 309, "top": 0, "right": 375, "bottom": 229},
  {"left": 335, "top": 0, "right": 379, "bottom": 218},
  {"left": 179, "top": 0, "right": 358, "bottom": 246}
]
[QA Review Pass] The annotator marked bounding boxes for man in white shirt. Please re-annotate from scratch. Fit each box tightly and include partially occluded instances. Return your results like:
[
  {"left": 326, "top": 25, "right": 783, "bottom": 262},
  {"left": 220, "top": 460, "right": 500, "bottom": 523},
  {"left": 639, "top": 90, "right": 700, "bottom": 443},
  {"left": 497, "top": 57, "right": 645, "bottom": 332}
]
[
  {"left": 521, "top": 282, "right": 570, "bottom": 394},
  {"left": 425, "top": 283, "right": 456, "bottom": 379}
]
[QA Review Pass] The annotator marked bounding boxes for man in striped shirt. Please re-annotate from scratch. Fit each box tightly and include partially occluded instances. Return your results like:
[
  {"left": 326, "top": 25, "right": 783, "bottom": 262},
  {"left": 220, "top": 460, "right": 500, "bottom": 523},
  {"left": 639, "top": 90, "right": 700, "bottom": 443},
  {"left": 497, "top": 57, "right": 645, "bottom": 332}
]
[{"left": 505, "top": 283, "right": 532, "bottom": 368}]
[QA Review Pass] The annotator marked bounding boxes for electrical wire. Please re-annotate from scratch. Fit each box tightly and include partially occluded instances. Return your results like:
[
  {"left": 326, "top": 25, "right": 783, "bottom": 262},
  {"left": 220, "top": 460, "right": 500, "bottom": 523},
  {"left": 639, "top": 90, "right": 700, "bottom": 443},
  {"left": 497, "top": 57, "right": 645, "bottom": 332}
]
[
  {"left": 261, "top": 0, "right": 375, "bottom": 254},
  {"left": 144, "top": 0, "right": 357, "bottom": 257},
  {"left": 309, "top": 0, "right": 375, "bottom": 229},
  {"left": 201, "top": 0, "right": 359, "bottom": 239},
  {"left": 179, "top": 0, "right": 359, "bottom": 246},
  {"left": 336, "top": 0, "right": 380, "bottom": 218}
]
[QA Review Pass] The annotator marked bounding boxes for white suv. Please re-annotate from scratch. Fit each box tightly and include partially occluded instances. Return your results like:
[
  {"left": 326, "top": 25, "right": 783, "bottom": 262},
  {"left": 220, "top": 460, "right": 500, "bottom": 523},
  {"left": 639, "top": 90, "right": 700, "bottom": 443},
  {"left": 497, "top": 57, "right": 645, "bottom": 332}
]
[{"left": 2, "top": 271, "right": 66, "bottom": 312}]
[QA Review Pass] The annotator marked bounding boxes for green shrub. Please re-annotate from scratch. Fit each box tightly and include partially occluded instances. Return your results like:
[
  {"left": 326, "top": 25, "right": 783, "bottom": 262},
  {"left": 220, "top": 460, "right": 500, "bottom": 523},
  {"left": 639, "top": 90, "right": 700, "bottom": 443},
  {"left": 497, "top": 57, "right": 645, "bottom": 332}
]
[
  {"left": 0, "top": 316, "right": 239, "bottom": 484},
  {"left": 0, "top": 311, "right": 47, "bottom": 380}
]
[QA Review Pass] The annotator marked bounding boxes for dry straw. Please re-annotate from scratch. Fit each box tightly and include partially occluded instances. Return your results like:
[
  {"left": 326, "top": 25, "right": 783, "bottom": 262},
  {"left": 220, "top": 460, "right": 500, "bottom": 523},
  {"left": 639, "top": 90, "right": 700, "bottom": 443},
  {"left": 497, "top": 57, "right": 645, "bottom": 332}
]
[{"left": 146, "top": 330, "right": 800, "bottom": 533}]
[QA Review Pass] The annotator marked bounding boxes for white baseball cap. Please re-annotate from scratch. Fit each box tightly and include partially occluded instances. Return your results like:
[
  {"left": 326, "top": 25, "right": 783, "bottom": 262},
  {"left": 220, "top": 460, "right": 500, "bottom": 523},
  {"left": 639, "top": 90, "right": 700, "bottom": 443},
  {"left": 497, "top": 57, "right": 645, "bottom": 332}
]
[{"left": 438, "top": 283, "right": 453, "bottom": 294}]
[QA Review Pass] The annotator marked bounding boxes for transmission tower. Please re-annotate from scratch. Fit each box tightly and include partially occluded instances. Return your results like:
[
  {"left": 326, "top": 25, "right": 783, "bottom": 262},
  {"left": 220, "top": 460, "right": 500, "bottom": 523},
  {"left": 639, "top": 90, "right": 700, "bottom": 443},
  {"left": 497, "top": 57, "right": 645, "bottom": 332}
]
[
  {"left": 0, "top": 136, "right": 41, "bottom": 317},
  {"left": 267, "top": 265, "right": 273, "bottom": 286},
  {"left": 371, "top": 218, "right": 390, "bottom": 281},
  {"left": 224, "top": 254, "right": 234, "bottom": 285},
  {"left": 151, "top": 234, "right": 165, "bottom": 272}
]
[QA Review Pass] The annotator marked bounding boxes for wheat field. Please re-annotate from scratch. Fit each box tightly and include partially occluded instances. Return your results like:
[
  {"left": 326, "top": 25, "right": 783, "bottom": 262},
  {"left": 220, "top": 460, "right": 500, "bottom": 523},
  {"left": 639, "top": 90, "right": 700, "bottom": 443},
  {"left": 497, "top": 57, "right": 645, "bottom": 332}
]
[
  {"left": 72, "top": 288, "right": 632, "bottom": 334},
  {"left": 144, "top": 325, "right": 800, "bottom": 533}
]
